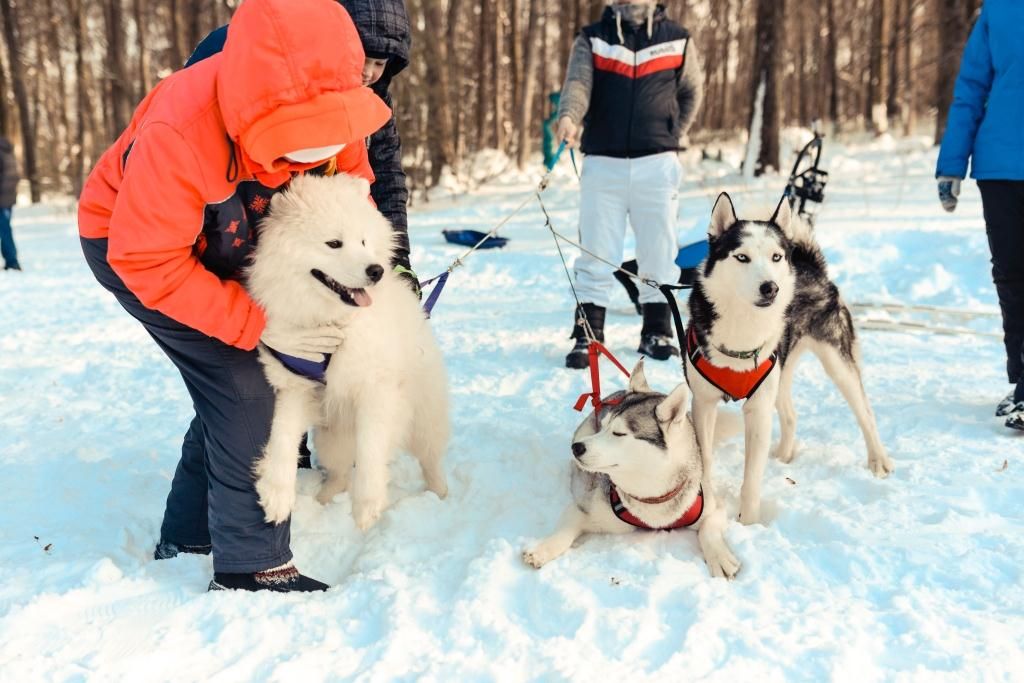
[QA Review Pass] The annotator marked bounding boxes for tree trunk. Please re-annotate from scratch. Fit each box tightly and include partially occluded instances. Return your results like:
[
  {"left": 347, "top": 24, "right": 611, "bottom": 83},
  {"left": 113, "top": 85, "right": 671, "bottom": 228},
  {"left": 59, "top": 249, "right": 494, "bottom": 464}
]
[
  {"left": 133, "top": 0, "right": 152, "bottom": 100},
  {"left": 492, "top": 1, "right": 505, "bottom": 152},
  {"left": 745, "top": 0, "right": 784, "bottom": 176},
  {"left": 44, "top": 0, "right": 72, "bottom": 182},
  {"left": 825, "top": 0, "right": 839, "bottom": 132},
  {"left": 867, "top": 0, "right": 888, "bottom": 133},
  {"left": 416, "top": 0, "right": 454, "bottom": 186},
  {"left": 168, "top": 0, "right": 184, "bottom": 68},
  {"left": 0, "top": 0, "right": 41, "bottom": 201},
  {"left": 933, "top": 0, "right": 970, "bottom": 144},
  {"left": 104, "top": 0, "right": 132, "bottom": 139},
  {"left": 475, "top": 2, "right": 489, "bottom": 149},
  {"left": 515, "top": 0, "right": 541, "bottom": 169}
]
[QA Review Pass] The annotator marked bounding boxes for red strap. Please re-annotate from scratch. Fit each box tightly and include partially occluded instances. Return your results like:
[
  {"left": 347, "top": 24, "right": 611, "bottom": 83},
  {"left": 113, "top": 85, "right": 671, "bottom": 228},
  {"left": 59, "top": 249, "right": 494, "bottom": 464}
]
[
  {"left": 610, "top": 487, "right": 704, "bottom": 530},
  {"left": 573, "top": 341, "right": 631, "bottom": 419}
]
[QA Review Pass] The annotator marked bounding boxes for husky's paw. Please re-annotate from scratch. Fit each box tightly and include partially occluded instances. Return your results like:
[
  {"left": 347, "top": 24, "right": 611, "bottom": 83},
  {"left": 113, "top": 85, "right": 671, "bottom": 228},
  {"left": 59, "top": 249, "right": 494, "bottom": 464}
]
[
  {"left": 254, "top": 469, "right": 296, "bottom": 525},
  {"left": 522, "top": 547, "right": 553, "bottom": 569},
  {"left": 704, "top": 545, "right": 741, "bottom": 580},
  {"left": 772, "top": 440, "right": 797, "bottom": 464},
  {"left": 351, "top": 496, "right": 386, "bottom": 531},
  {"left": 868, "top": 451, "right": 895, "bottom": 478}
]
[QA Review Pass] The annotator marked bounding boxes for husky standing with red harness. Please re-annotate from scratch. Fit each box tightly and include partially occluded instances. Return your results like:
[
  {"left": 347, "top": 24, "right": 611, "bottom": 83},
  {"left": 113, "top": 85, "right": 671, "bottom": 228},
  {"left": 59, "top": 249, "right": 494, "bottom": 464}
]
[
  {"left": 687, "top": 194, "right": 894, "bottom": 528},
  {"left": 556, "top": 1, "right": 703, "bottom": 368}
]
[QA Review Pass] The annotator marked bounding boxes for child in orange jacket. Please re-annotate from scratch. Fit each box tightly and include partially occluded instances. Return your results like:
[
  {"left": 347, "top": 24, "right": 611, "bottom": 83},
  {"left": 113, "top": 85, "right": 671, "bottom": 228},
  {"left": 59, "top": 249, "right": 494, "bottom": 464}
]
[{"left": 78, "top": 0, "right": 392, "bottom": 592}]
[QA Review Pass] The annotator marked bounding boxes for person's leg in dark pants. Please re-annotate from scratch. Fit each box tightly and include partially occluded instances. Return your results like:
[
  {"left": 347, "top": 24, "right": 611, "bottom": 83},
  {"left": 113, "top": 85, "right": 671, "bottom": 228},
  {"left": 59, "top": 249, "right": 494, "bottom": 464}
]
[
  {"left": 0, "top": 207, "right": 20, "bottom": 269},
  {"left": 977, "top": 181, "right": 1024, "bottom": 416},
  {"left": 155, "top": 414, "right": 212, "bottom": 557},
  {"left": 80, "top": 237, "right": 323, "bottom": 588}
]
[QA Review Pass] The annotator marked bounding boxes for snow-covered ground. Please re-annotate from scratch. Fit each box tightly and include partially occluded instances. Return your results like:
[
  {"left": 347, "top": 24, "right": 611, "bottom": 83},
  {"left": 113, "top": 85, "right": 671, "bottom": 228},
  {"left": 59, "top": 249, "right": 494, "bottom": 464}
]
[{"left": 1, "top": 135, "right": 1021, "bottom": 681}]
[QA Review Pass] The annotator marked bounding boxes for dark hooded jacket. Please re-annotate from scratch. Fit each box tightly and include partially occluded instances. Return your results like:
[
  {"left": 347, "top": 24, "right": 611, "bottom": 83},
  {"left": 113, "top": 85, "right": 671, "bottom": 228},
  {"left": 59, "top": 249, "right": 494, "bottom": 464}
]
[
  {"left": 185, "top": 0, "right": 413, "bottom": 270},
  {"left": 0, "top": 137, "right": 19, "bottom": 208}
]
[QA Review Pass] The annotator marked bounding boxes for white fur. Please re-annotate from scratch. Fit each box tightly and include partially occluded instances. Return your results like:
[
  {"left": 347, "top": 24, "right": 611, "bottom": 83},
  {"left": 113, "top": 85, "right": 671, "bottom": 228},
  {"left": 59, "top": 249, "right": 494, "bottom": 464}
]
[
  {"left": 523, "top": 360, "right": 741, "bottom": 579},
  {"left": 246, "top": 174, "right": 449, "bottom": 530},
  {"left": 691, "top": 194, "right": 892, "bottom": 527}
]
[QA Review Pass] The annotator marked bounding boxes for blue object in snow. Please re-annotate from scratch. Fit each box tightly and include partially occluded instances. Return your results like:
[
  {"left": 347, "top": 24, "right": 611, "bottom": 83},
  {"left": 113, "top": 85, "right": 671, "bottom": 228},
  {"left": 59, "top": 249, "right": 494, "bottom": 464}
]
[
  {"left": 443, "top": 230, "right": 509, "bottom": 249},
  {"left": 675, "top": 239, "right": 709, "bottom": 270}
]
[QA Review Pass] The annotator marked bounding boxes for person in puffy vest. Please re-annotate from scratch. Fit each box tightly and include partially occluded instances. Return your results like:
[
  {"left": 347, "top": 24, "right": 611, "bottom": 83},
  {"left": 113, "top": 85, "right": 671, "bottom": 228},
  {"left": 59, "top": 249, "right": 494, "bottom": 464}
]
[
  {"left": 184, "top": 0, "right": 416, "bottom": 293},
  {"left": 936, "top": 0, "right": 1024, "bottom": 431},
  {"left": 78, "top": 0, "right": 393, "bottom": 592},
  {"left": 556, "top": 1, "right": 703, "bottom": 369},
  {"left": 0, "top": 136, "right": 20, "bottom": 271}
]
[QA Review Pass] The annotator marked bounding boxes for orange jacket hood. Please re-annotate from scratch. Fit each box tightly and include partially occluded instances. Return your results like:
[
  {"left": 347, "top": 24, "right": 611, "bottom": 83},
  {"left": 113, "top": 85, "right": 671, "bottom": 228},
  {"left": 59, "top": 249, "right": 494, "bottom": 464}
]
[{"left": 218, "top": 0, "right": 392, "bottom": 176}]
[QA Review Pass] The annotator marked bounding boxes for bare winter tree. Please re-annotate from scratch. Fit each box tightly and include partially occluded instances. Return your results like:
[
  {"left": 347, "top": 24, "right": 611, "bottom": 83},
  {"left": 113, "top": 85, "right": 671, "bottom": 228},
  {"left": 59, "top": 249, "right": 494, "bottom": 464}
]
[{"left": 745, "top": 0, "right": 785, "bottom": 176}]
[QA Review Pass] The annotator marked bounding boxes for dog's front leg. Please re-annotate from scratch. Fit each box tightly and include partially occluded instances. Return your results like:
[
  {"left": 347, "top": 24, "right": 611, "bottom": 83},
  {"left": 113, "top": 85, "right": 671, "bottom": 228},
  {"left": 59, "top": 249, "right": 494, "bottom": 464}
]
[
  {"left": 350, "top": 398, "right": 398, "bottom": 531},
  {"left": 696, "top": 490, "right": 740, "bottom": 579},
  {"left": 739, "top": 376, "right": 778, "bottom": 525},
  {"left": 522, "top": 505, "right": 587, "bottom": 569},
  {"left": 691, "top": 394, "right": 721, "bottom": 483},
  {"left": 254, "top": 387, "right": 315, "bottom": 524}
]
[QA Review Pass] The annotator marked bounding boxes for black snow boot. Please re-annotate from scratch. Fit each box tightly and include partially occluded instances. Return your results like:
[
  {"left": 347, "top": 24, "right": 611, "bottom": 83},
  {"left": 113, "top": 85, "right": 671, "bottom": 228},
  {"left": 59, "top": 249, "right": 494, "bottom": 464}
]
[
  {"left": 154, "top": 539, "right": 212, "bottom": 560},
  {"left": 565, "top": 303, "right": 606, "bottom": 370},
  {"left": 208, "top": 563, "right": 329, "bottom": 593},
  {"left": 638, "top": 302, "right": 679, "bottom": 361}
]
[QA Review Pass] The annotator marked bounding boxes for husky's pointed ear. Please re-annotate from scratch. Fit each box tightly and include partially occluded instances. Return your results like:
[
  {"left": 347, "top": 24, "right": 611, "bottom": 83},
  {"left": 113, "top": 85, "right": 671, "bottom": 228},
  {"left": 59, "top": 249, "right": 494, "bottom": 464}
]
[
  {"left": 708, "top": 192, "right": 737, "bottom": 239},
  {"left": 628, "top": 359, "right": 651, "bottom": 393},
  {"left": 771, "top": 197, "right": 794, "bottom": 238},
  {"left": 656, "top": 382, "right": 690, "bottom": 426}
]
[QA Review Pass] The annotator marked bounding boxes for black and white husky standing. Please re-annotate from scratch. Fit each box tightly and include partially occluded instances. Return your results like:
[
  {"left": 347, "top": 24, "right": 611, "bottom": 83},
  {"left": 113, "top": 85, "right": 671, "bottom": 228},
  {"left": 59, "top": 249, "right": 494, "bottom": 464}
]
[
  {"left": 523, "top": 360, "right": 741, "bottom": 579},
  {"left": 687, "top": 193, "right": 893, "bottom": 525}
]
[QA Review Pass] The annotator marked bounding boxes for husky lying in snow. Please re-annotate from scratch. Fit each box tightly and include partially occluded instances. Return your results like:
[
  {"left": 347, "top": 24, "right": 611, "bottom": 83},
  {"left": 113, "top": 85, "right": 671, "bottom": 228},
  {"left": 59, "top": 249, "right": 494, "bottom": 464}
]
[
  {"left": 523, "top": 360, "right": 741, "bottom": 579},
  {"left": 686, "top": 193, "right": 894, "bottom": 526},
  {"left": 246, "top": 174, "right": 449, "bottom": 530}
]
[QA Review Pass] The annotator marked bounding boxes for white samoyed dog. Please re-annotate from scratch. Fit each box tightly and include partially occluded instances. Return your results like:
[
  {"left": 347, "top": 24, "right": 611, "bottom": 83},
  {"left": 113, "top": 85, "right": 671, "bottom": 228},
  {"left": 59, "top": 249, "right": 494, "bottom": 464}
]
[{"left": 246, "top": 173, "right": 449, "bottom": 530}]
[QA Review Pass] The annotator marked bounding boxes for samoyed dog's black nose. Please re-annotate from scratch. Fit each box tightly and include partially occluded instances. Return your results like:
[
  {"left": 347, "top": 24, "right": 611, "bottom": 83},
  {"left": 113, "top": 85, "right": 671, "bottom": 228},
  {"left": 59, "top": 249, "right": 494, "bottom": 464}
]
[
  {"left": 759, "top": 281, "right": 779, "bottom": 300},
  {"left": 366, "top": 264, "right": 384, "bottom": 283},
  {"left": 571, "top": 442, "right": 586, "bottom": 459}
]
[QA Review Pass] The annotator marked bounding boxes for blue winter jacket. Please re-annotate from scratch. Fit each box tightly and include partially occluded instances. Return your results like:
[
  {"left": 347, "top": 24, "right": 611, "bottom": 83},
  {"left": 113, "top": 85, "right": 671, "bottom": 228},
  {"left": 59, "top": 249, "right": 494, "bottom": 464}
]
[{"left": 936, "top": 0, "right": 1024, "bottom": 180}]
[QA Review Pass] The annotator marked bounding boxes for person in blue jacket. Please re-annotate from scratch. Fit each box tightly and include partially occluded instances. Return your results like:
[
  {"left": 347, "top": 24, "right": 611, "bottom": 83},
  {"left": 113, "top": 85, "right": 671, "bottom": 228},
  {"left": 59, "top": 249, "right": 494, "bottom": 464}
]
[{"left": 936, "top": 0, "right": 1024, "bottom": 431}]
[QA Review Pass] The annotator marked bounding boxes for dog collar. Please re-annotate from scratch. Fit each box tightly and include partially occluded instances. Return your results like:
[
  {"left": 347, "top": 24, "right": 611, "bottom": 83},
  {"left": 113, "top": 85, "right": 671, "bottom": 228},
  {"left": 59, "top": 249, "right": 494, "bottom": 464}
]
[
  {"left": 715, "top": 341, "right": 766, "bottom": 368},
  {"left": 610, "top": 485, "right": 704, "bottom": 530},
  {"left": 264, "top": 345, "right": 331, "bottom": 384},
  {"left": 686, "top": 327, "right": 777, "bottom": 402}
]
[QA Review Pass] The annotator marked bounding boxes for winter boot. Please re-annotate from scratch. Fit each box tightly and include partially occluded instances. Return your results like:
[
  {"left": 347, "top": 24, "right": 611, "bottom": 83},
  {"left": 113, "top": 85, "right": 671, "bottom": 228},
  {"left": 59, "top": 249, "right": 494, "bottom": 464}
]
[
  {"left": 565, "top": 303, "right": 606, "bottom": 370},
  {"left": 154, "top": 539, "right": 212, "bottom": 560},
  {"left": 995, "top": 392, "right": 1024, "bottom": 417},
  {"left": 637, "top": 302, "right": 679, "bottom": 361},
  {"left": 208, "top": 562, "right": 329, "bottom": 593}
]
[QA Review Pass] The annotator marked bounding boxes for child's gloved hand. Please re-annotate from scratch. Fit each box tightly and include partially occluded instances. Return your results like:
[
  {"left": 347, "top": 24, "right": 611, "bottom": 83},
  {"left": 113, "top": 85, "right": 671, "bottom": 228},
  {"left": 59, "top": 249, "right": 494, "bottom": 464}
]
[
  {"left": 260, "top": 321, "right": 345, "bottom": 361},
  {"left": 937, "top": 177, "right": 961, "bottom": 213},
  {"left": 394, "top": 264, "right": 421, "bottom": 300},
  {"left": 556, "top": 117, "right": 580, "bottom": 149}
]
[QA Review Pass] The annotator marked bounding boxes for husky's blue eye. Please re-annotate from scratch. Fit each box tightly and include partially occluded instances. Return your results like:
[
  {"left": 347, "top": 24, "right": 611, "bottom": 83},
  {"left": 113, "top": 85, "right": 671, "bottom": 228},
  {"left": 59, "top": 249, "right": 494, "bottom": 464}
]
[
  {"left": 612, "top": 431, "right": 627, "bottom": 437},
  {"left": 772, "top": 253, "right": 783, "bottom": 262},
  {"left": 325, "top": 240, "right": 343, "bottom": 249},
  {"left": 734, "top": 254, "right": 750, "bottom": 263}
]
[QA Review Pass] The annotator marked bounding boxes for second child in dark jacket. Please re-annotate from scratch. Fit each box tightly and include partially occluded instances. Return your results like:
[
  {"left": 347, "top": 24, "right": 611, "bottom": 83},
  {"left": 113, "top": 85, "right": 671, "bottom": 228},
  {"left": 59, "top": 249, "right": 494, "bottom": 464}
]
[{"left": 186, "top": 0, "right": 416, "bottom": 287}]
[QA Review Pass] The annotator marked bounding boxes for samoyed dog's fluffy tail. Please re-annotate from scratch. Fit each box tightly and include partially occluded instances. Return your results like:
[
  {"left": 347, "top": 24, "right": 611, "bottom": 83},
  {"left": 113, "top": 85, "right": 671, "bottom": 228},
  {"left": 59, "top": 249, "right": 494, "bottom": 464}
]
[{"left": 247, "top": 173, "right": 449, "bottom": 531}]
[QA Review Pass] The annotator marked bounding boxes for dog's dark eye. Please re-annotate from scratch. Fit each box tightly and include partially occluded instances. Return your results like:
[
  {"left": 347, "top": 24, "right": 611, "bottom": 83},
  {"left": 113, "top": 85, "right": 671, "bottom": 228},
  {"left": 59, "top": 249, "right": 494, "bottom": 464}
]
[
  {"left": 772, "top": 253, "right": 784, "bottom": 262},
  {"left": 612, "top": 431, "right": 627, "bottom": 437},
  {"left": 325, "top": 240, "right": 343, "bottom": 249},
  {"left": 361, "top": 239, "right": 366, "bottom": 246},
  {"left": 734, "top": 254, "right": 750, "bottom": 263}
]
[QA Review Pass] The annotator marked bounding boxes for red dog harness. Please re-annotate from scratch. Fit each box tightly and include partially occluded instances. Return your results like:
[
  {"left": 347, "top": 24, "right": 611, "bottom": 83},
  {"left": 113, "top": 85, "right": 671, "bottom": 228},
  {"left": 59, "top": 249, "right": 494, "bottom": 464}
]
[
  {"left": 686, "top": 327, "right": 778, "bottom": 402},
  {"left": 610, "top": 485, "right": 704, "bottom": 530}
]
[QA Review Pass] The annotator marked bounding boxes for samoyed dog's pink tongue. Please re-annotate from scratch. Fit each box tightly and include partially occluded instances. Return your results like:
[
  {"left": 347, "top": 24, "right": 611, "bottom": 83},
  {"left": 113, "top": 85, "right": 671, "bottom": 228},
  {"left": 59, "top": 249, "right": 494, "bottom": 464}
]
[{"left": 351, "top": 289, "right": 373, "bottom": 307}]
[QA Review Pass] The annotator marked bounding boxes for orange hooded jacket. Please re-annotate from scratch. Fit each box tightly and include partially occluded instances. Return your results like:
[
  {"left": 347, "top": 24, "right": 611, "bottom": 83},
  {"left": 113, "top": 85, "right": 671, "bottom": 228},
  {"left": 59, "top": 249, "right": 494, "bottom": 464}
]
[{"left": 78, "top": 0, "right": 391, "bottom": 350}]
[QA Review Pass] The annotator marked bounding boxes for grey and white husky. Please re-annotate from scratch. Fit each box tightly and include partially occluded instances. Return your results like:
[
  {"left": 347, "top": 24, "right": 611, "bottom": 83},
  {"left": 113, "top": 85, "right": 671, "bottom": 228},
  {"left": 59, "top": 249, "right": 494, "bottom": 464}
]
[
  {"left": 523, "top": 360, "right": 741, "bottom": 579},
  {"left": 686, "top": 193, "right": 893, "bottom": 526}
]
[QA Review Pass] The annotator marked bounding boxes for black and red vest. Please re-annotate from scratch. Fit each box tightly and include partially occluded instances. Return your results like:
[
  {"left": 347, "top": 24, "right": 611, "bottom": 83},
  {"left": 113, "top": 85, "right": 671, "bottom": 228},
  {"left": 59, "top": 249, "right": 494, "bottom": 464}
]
[{"left": 581, "top": 5, "right": 690, "bottom": 159}]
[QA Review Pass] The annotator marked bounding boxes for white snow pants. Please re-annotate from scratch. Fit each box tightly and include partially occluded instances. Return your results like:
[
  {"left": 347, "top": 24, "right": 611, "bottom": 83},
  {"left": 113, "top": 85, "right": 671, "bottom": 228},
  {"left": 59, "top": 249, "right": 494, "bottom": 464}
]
[{"left": 573, "top": 152, "right": 682, "bottom": 308}]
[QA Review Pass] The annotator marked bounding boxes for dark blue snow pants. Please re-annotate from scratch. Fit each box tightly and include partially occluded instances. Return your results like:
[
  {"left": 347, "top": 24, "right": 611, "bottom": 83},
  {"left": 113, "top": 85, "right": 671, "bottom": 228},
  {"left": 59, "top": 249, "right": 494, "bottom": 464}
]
[
  {"left": 978, "top": 181, "right": 1024, "bottom": 401},
  {"left": 81, "top": 237, "right": 291, "bottom": 573}
]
